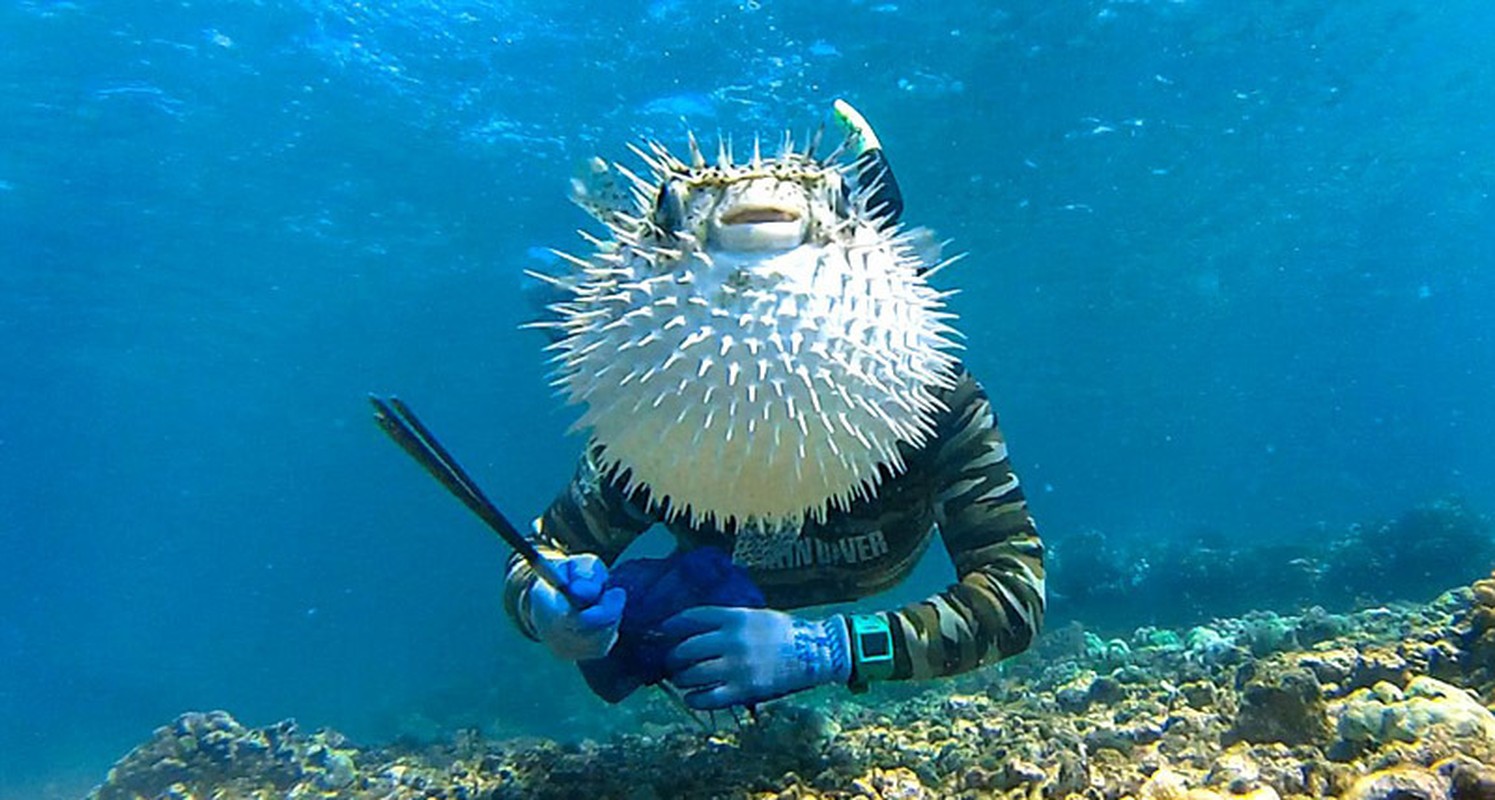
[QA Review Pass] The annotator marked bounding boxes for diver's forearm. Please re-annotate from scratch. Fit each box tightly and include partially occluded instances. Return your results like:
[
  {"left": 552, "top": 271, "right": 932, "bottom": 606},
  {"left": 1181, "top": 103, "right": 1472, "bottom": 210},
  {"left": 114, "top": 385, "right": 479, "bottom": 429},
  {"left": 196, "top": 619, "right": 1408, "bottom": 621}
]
[
  {"left": 847, "top": 553, "right": 1043, "bottom": 685},
  {"left": 872, "top": 370, "right": 1046, "bottom": 681}
]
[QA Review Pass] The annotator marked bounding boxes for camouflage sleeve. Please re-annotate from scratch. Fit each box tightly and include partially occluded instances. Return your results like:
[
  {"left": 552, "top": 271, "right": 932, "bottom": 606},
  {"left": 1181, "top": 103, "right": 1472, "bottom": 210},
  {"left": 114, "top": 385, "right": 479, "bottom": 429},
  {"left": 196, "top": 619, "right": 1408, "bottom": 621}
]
[
  {"left": 502, "top": 445, "right": 655, "bottom": 640},
  {"left": 880, "top": 371, "right": 1046, "bottom": 680}
]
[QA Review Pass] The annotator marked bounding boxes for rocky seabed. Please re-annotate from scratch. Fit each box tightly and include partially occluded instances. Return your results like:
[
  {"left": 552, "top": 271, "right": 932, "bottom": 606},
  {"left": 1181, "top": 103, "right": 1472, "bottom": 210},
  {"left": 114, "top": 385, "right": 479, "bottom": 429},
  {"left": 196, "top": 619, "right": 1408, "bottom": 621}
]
[{"left": 88, "top": 572, "right": 1495, "bottom": 800}]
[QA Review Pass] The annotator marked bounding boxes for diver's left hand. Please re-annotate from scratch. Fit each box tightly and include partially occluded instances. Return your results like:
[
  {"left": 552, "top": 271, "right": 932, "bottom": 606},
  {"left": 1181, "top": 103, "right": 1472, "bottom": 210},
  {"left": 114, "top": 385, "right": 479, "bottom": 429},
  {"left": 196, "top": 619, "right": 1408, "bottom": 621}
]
[{"left": 661, "top": 607, "right": 851, "bottom": 710}]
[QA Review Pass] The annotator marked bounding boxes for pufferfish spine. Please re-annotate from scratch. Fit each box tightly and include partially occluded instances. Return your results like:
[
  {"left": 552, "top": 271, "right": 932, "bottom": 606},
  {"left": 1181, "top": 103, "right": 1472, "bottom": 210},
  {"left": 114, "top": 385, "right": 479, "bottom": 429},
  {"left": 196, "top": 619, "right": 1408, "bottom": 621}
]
[{"left": 543, "top": 131, "right": 961, "bottom": 529}]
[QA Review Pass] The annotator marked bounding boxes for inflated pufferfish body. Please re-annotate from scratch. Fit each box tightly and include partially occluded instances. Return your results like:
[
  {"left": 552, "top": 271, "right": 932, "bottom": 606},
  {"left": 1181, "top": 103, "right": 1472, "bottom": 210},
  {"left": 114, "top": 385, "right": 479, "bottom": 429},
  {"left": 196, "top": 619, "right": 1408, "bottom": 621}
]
[{"left": 540, "top": 129, "right": 959, "bottom": 529}]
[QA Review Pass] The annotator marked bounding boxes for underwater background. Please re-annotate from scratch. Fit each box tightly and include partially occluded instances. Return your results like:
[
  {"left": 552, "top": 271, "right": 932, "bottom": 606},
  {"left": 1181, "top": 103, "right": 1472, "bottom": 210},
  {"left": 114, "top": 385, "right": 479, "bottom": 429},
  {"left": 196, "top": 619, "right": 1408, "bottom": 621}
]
[{"left": 3, "top": 0, "right": 1493, "bottom": 796}]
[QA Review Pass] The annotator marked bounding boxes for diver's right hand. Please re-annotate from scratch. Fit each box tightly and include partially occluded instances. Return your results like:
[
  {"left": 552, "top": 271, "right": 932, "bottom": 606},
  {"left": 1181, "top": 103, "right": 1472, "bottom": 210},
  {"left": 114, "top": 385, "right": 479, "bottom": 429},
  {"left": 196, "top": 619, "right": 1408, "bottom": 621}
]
[{"left": 528, "top": 555, "right": 626, "bottom": 661}]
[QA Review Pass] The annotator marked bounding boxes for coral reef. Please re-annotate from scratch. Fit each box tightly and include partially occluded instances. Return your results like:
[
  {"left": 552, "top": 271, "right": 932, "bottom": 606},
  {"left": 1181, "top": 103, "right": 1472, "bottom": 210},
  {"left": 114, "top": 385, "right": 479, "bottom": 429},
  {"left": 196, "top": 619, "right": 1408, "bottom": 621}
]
[
  {"left": 87, "top": 567, "right": 1495, "bottom": 799},
  {"left": 90, "top": 711, "right": 360, "bottom": 800},
  {"left": 1048, "top": 497, "right": 1493, "bottom": 632}
]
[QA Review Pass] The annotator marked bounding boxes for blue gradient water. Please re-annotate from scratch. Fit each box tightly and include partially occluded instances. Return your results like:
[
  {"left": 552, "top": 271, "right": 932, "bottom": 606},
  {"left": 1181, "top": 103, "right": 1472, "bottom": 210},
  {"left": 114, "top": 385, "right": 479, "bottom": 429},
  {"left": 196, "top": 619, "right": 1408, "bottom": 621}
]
[{"left": 3, "top": 1, "right": 1493, "bottom": 795}]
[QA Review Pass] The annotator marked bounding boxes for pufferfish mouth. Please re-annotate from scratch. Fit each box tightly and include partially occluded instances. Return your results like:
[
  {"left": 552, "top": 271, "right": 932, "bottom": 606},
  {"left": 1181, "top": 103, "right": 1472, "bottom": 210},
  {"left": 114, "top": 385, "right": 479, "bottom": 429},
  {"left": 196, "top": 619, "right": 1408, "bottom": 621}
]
[
  {"left": 712, "top": 204, "right": 807, "bottom": 252},
  {"left": 719, "top": 205, "right": 802, "bottom": 225}
]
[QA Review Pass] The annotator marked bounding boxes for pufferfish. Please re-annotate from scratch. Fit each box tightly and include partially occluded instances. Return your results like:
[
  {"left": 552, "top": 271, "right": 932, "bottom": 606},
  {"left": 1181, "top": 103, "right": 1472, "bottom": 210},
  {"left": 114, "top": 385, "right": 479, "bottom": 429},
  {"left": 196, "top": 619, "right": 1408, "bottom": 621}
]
[{"left": 531, "top": 104, "right": 961, "bottom": 531}]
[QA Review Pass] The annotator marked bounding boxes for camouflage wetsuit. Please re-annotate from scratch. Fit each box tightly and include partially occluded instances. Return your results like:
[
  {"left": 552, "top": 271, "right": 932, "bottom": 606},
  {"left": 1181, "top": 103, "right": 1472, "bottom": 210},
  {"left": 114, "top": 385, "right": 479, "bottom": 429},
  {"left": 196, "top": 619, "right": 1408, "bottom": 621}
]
[{"left": 504, "top": 365, "right": 1046, "bottom": 683}]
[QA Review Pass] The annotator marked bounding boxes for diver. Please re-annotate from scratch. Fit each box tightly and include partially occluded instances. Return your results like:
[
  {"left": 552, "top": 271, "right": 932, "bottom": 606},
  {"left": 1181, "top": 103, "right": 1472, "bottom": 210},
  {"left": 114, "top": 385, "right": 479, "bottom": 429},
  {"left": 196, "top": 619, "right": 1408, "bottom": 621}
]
[{"left": 504, "top": 101, "right": 1045, "bottom": 711}]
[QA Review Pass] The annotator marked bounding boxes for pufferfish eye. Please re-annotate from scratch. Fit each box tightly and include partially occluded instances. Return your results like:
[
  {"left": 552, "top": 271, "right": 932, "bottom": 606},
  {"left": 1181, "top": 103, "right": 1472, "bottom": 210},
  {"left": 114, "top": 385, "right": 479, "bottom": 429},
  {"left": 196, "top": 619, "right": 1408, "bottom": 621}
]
[{"left": 652, "top": 181, "right": 685, "bottom": 236}]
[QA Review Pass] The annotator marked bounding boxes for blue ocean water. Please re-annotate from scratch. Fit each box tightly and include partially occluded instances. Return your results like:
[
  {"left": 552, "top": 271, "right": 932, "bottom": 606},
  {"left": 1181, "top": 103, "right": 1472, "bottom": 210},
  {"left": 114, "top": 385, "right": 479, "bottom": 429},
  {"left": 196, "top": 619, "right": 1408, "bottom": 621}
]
[{"left": 3, "top": 0, "right": 1493, "bottom": 795}]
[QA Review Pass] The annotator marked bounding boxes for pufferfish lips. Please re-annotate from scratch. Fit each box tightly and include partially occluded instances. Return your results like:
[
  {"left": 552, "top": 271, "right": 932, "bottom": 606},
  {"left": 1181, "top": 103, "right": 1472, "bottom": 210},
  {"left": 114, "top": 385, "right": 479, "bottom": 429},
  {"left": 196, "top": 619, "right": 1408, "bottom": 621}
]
[
  {"left": 718, "top": 205, "right": 801, "bottom": 224},
  {"left": 708, "top": 182, "right": 812, "bottom": 253},
  {"left": 711, "top": 205, "right": 805, "bottom": 251}
]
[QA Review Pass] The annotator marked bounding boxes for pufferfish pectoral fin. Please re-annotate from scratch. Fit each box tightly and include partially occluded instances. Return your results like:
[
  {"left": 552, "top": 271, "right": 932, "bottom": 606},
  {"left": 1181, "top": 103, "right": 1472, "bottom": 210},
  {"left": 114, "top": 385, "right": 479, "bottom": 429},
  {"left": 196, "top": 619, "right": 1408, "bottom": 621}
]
[
  {"left": 519, "top": 267, "right": 580, "bottom": 344},
  {"left": 901, "top": 226, "right": 945, "bottom": 274},
  {"left": 569, "top": 156, "right": 639, "bottom": 227}
]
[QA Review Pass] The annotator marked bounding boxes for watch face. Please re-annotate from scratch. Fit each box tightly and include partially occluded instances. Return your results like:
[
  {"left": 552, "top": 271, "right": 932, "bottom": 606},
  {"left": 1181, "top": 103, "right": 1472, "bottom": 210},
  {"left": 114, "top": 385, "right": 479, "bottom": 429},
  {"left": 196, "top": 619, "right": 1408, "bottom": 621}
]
[{"left": 859, "top": 631, "right": 892, "bottom": 660}]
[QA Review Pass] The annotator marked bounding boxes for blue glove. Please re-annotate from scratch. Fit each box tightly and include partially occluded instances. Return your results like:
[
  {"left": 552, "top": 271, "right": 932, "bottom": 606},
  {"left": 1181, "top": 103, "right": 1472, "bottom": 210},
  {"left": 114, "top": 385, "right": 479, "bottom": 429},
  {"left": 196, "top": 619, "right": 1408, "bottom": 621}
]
[
  {"left": 528, "top": 555, "right": 627, "bottom": 661},
  {"left": 661, "top": 607, "right": 851, "bottom": 710}
]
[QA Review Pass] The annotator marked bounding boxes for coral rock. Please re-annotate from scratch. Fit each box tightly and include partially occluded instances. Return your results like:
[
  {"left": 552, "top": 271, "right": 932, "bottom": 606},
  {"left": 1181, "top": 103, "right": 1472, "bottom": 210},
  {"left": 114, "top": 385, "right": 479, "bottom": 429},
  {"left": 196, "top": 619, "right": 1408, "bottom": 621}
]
[
  {"left": 1332, "top": 675, "right": 1495, "bottom": 760},
  {"left": 852, "top": 766, "right": 926, "bottom": 800},
  {"left": 1140, "top": 767, "right": 1190, "bottom": 800},
  {"left": 1207, "top": 748, "right": 1262, "bottom": 794},
  {"left": 1352, "top": 647, "right": 1414, "bottom": 689},
  {"left": 1299, "top": 648, "right": 1360, "bottom": 689},
  {"left": 89, "top": 711, "right": 353, "bottom": 800},
  {"left": 1342, "top": 766, "right": 1450, "bottom": 800},
  {"left": 1437, "top": 755, "right": 1495, "bottom": 800},
  {"left": 1459, "top": 572, "right": 1495, "bottom": 689},
  {"left": 1045, "top": 748, "right": 1091, "bottom": 799},
  {"left": 1227, "top": 664, "right": 1332, "bottom": 746},
  {"left": 996, "top": 759, "right": 1046, "bottom": 790}
]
